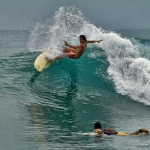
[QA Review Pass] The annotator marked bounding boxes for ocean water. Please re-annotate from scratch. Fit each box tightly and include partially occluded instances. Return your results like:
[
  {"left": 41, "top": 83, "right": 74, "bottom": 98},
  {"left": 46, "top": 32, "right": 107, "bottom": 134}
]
[{"left": 0, "top": 7, "right": 150, "bottom": 150}]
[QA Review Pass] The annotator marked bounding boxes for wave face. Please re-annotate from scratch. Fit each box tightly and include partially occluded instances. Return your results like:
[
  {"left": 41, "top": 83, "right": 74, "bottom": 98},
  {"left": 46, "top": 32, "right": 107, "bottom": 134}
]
[{"left": 28, "top": 7, "right": 150, "bottom": 105}]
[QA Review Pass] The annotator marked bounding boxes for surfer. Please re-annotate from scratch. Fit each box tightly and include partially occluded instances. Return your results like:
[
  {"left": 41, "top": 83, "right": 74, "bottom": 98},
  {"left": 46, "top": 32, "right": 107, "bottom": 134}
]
[
  {"left": 46, "top": 35, "right": 103, "bottom": 62},
  {"left": 94, "top": 122, "right": 149, "bottom": 136}
]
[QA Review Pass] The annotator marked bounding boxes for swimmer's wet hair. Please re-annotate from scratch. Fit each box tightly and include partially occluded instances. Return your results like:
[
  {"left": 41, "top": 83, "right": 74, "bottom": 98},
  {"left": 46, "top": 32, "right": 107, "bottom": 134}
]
[
  {"left": 94, "top": 122, "right": 102, "bottom": 129},
  {"left": 80, "top": 35, "right": 87, "bottom": 41}
]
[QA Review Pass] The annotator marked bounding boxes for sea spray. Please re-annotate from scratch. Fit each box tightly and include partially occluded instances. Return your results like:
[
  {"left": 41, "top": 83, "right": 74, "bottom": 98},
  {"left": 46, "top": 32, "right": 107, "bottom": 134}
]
[{"left": 28, "top": 6, "right": 150, "bottom": 105}]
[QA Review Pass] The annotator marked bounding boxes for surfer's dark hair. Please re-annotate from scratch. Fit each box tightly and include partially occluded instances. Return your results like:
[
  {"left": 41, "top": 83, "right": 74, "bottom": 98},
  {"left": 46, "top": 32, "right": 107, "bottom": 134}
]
[
  {"left": 94, "top": 122, "right": 102, "bottom": 129},
  {"left": 80, "top": 35, "right": 87, "bottom": 41}
]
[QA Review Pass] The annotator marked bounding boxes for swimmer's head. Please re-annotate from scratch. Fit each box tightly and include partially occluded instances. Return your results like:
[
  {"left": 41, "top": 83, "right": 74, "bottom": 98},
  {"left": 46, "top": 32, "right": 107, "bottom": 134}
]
[
  {"left": 79, "top": 35, "right": 87, "bottom": 43},
  {"left": 94, "top": 122, "right": 102, "bottom": 129}
]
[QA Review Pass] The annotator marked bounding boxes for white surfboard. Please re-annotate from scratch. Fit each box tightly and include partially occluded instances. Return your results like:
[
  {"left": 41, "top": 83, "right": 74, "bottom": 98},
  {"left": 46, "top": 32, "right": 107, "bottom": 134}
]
[{"left": 34, "top": 49, "right": 53, "bottom": 72}]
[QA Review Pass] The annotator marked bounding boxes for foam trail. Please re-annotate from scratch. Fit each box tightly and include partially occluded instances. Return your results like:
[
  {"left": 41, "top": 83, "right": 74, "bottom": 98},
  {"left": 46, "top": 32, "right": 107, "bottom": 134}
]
[{"left": 28, "top": 6, "right": 150, "bottom": 105}]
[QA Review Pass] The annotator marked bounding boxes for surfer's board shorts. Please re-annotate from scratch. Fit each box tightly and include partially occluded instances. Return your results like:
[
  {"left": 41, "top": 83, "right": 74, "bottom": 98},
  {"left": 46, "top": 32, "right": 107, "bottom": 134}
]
[
  {"left": 64, "top": 47, "right": 76, "bottom": 53},
  {"left": 63, "top": 47, "right": 77, "bottom": 59}
]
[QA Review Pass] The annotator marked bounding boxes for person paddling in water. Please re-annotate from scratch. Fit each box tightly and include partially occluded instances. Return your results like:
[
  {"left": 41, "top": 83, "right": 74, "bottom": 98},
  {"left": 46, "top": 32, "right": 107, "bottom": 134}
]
[
  {"left": 94, "top": 122, "right": 149, "bottom": 136},
  {"left": 46, "top": 35, "right": 103, "bottom": 62}
]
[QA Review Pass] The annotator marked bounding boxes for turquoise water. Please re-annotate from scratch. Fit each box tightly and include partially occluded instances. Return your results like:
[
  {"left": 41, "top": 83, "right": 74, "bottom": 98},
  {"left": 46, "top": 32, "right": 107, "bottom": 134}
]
[{"left": 1, "top": 8, "right": 150, "bottom": 150}]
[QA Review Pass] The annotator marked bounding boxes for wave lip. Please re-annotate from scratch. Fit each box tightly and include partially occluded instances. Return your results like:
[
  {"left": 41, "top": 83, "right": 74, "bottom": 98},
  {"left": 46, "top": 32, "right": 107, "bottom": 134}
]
[{"left": 108, "top": 57, "right": 150, "bottom": 105}]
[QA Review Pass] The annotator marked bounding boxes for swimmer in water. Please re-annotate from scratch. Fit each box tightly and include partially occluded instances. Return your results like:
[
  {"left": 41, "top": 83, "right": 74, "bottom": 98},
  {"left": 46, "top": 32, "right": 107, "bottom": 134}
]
[
  {"left": 46, "top": 35, "right": 103, "bottom": 62},
  {"left": 94, "top": 122, "right": 149, "bottom": 136}
]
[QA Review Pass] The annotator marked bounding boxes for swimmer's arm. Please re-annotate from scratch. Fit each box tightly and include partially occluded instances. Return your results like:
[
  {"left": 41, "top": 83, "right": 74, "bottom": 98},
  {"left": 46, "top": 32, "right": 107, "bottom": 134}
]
[
  {"left": 64, "top": 41, "right": 81, "bottom": 49},
  {"left": 94, "top": 129, "right": 104, "bottom": 134},
  {"left": 105, "top": 128, "right": 117, "bottom": 133},
  {"left": 87, "top": 40, "right": 103, "bottom": 43}
]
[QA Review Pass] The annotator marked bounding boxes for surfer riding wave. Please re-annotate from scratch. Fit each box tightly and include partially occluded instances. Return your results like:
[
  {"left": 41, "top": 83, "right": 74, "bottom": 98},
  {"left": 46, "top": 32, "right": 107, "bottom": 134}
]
[{"left": 46, "top": 35, "right": 103, "bottom": 62}]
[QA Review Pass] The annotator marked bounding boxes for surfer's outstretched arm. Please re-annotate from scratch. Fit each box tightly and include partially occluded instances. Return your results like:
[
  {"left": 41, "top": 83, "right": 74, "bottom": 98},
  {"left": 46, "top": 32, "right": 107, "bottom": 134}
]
[{"left": 87, "top": 40, "right": 103, "bottom": 43}]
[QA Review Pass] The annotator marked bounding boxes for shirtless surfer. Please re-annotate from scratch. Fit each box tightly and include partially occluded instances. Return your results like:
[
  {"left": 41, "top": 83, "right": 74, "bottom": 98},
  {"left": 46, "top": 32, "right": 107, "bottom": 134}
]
[{"left": 46, "top": 35, "right": 103, "bottom": 62}]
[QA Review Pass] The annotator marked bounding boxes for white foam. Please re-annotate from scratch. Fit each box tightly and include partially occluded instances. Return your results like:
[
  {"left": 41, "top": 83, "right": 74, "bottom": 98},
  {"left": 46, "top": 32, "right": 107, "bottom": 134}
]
[
  {"left": 28, "top": 6, "right": 150, "bottom": 105},
  {"left": 77, "top": 132, "right": 98, "bottom": 136}
]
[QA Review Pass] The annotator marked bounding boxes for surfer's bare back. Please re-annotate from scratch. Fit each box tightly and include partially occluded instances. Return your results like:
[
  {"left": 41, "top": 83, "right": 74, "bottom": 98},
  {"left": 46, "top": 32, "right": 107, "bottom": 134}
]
[{"left": 46, "top": 35, "right": 103, "bottom": 61}]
